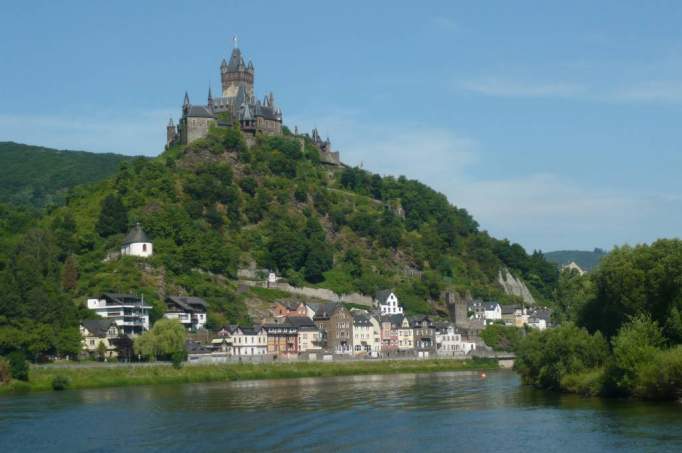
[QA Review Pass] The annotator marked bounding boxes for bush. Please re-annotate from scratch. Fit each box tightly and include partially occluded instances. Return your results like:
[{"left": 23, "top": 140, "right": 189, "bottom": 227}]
[
  {"left": 481, "top": 324, "right": 522, "bottom": 352},
  {"left": 171, "top": 351, "right": 186, "bottom": 369},
  {"left": 0, "top": 357, "right": 11, "bottom": 384},
  {"left": 514, "top": 323, "right": 609, "bottom": 390},
  {"left": 7, "top": 351, "right": 29, "bottom": 382},
  {"left": 51, "top": 375, "right": 70, "bottom": 391}
]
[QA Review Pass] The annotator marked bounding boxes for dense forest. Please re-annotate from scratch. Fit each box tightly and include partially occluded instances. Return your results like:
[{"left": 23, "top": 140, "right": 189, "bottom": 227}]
[
  {"left": 0, "top": 142, "right": 134, "bottom": 208},
  {"left": 516, "top": 239, "right": 682, "bottom": 400},
  {"left": 543, "top": 248, "right": 608, "bottom": 271},
  {"left": 0, "top": 129, "right": 560, "bottom": 360}
]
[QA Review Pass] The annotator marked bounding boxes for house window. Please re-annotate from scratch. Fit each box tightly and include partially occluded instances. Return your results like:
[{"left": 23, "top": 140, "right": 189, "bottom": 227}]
[{"left": 143, "top": 244, "right": 147, "bottom": 252}]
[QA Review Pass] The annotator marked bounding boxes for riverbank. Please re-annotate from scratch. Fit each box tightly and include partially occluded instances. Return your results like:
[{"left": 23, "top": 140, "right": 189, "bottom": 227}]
[{"left": 0, "top": 358, "right": 498, "bottom": 395}]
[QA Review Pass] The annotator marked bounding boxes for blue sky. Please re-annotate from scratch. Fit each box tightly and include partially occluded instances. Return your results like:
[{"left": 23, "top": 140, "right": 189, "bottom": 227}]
[{"left": 2, "top": 0, "right": 682, "bottom": 252}]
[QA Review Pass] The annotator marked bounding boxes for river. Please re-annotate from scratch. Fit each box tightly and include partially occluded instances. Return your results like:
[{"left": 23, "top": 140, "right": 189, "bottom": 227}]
[{"left": 1, "top": 370, "right": 681, "bottom": 452}]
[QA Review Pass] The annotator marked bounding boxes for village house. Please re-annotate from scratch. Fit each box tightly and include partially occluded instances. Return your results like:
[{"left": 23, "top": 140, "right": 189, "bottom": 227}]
[
  {"left": 80, "top": 319, "right": 122, "bottom": 360},
  {"left": 270, "top": 301, "right": 309, "bottom": 322},
  {"left": 218, "top": 325, "right": 268, "bottom": 356},
  {"left": 375, "top": 290, "right": 404, "bottom": 315},
  {"left": 263, "top": 322, "right": 299, "bottom": 357},
  {"left": 351, "top": 311, "right": 381, "bottom": 356},
  {"left": 379, "top": 314, "right": 402, "bottom": 355},
  {"left": 163, "top": 296, "right": 208, "bottom": 331},
  {"left": 411, "top": 315, "right": 436, "bottom": 358},
  {"left": 470, "top": 300, "right": 502, "bottom": 324},
  {"left": 501, "top": 304, "right": 528, "bottom": 328},
  {"left": 120, "top": 223, "right": 153, "bottom": 258},
  {"left": 286, "top": 316, "right": 322, "bottom": 352},
  {"left": 313, "top": 303, "right": 352, "bottom": 354},
  {"left": 87, "top": 293, "right": 152, "bottom": 335},
  {"left": 528, "top": 308, "right": 551, "bottom": 330},
  {"left": 396, "top": 315, "right": 414, "bottom": 352},
  {"left": 434, "top": 323, "right": 468, "bottom": 357}
]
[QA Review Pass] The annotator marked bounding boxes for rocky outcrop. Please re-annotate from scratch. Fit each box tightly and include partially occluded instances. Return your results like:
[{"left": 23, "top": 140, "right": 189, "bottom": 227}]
[{"left": 497, "top": 268, "right": 536, "bottom": 305}]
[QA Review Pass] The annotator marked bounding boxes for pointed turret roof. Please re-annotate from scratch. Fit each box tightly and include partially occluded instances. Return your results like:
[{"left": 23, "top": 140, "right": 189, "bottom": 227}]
[
  {"left": 122, "top": 222, "right": 150, "bottom": 246},
  {"left": 227, "top": 47, "right": 245, "bottom": 71},
  {"left": 183, "top": 92, "right": 190, "bottom": 108}
]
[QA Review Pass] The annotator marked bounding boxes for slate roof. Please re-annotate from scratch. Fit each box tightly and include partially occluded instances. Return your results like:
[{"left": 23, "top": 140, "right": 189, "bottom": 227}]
[
  {"left": 381, "top": 314, "right": 405, "bottom": 328},
  {"left": 501, "top": 305, "right": 522, "bottom": 315},
  {"left": 285, "top": 316, "right": 317, "bottom": 329},
  {"left": 352, "top": 312, "right": 373, "bottom": 326},
  {"left": 81, "top": 319, "right": 117, "bottom": 337},
  {"left": 375, "top": 289, "right": 393, "bottom": 304},
  {"left": 122, "top": 223, "right": 150, "bottom": 246},
  {"left": 101, "top": 293, "right": 144, "bottom": 306},
  {"left": 186, "top": 105, "right": 215, "bottom": 118},
  {"left": 166, "top": 296, "right": 208, "bottom": 313},
  {"left": 312, "top": 303, "right": 341, "bottom": 319}
]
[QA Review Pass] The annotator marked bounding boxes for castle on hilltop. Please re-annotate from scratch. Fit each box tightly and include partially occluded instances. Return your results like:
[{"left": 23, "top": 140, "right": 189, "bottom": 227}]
[
  {"left": 166, "top": 38, "right": 283, "bottom": 147},
  {"left": 165, "top": 38, "right": 342, "bottom": 166}
]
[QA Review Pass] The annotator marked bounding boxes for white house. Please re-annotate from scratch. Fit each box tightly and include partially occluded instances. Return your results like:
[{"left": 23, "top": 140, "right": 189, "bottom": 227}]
[
  {"left": 120, "top": 222, "right": 153, "bottom": 258},
  {"left": 86, "top": 293, "right": 152, "bottom": 335},
  {"left": 351, "top": 311, "right": 381, "bottom": 356},
  {"left": 435, "top": 324, "right": 472, "bottom": 357},
  {"left": 164, "top": 296, "right": 208, "bottom": 331},
  {"left": 375, "top": 290, "right": 404, "bottom": 315},
  {"left": 527, "top": 317, "right": 547, "bottom": 330},
  {"left": 470, "top": 301, "right": 502, "bottom": 324},
  {"left": 217, "top": 325, "right": 268, "bottom": 356}
]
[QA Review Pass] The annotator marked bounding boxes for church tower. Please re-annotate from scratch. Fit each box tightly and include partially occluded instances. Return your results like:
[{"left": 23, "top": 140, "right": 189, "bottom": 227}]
[{"left": 220, "top": 36, "right": 254, "bottom": 98}]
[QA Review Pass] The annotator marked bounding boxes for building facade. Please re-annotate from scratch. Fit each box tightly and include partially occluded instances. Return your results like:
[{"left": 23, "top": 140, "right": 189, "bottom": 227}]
[
  {"left": 351, "top": 312, "right": 381, "bottom": 356},
  {"left": 263, "top": 323, "right": 299, "bottom": 357},
  {"left": 411, "top": 316, "right": 436, "bottom": 357},
  {"left": 80, "top": 319, "right": 121, "bottom": 359},
  {"left": 120, "top": 223, "right": 153, "bottom": 258},
  {"left": 163, "top": 296, "right": 208, "bottom": 331},
  {"left": 87, "top": 293, "right": 152, "bottom": 335},
  {"left": 375, "top": 290, "right": 404, "bottom": 315}
]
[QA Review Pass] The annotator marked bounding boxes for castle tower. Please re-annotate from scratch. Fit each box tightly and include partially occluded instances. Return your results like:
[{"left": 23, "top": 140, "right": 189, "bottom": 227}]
[
  {"left": 207, "top": 86, "right": 214, "bottom": 112},
  {"left": 166, "top": 118, "right": 176, "bottom": 147},
  {"left": 221, "top": 36, "right": 254, "bottom": 98}
]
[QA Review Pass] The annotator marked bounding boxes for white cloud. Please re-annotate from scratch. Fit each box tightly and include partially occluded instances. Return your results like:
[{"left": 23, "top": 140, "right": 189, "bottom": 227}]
[
  {"left": 610, "top": 80, "right": 682, "bottom": 103},
  {"left": 289, "top": 110, "right": 682, "bottom": 250},
  {"left": 458, "top": 77, "right": 585, "bottom": 98},
  {"left": 0, "top": 109, "right": 173, "bottom": 156}
]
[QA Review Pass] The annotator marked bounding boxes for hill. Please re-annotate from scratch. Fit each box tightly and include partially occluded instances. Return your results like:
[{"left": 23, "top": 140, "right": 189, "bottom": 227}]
[
  {"left": 0, "top": 142, "right": 135, "bottom": 208},
  {"left": 0, "top": 128, "right": 560, "bottom": 358},
  {"left": 543, "top": 249, "right": 608, "bottom": 271}
]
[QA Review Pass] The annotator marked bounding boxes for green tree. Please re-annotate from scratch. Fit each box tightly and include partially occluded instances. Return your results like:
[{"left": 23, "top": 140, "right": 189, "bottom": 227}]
[
  {"left": 61, "top": 255, "right": 78, "bottom": 291},
  {"left": 7, "top": 351, "right": 29, "bottom": 381},
  {"left": 303, "top": 241, "right": 333, "bottom": 283},
  {"left": 96, "top": 194, "right": 128, "bottom": 237},
  {"left": 481, "top": 324, "right": 522, "bottom": 352},
  {"left": 134, "top": 319, "right": 187, "bottom": 361}
]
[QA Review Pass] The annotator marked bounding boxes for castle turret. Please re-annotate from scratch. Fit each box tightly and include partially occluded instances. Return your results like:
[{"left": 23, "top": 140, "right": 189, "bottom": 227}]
[
  {"left": 166, "top": 118, "right": 176, "bottom": 147},
  {"left": 183, "top": 92, "right": 190, "bottom": 115},
  {"left": 221, "top": 36, "right": 254, "bottom": 98},
  {"left": 207, "top": 86, "right": 214, "bottom": 112}
]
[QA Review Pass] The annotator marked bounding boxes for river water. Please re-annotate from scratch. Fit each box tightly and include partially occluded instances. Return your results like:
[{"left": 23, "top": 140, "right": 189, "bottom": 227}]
[{"left": 1, "top": 370, "right": 682, "bottom": 452}]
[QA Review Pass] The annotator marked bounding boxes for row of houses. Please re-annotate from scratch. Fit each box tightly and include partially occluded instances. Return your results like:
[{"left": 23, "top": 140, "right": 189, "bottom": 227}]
[{"left": 469, "top": 300, "right": 551, "bottom": 330}]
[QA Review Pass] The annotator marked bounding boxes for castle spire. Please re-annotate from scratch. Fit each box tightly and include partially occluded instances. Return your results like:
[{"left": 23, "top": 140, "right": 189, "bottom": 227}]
[
  {"left": 233, "top": 34, "right": 238, "bottom": 49},
  {"left": 183, "top": 91, "right": 190, "bottom": 108},
  {"left": 207, "top": 85, "right": 214, "bottom": 111}
]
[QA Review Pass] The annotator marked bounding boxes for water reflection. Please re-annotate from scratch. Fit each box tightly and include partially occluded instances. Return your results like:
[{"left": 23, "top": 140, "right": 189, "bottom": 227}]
[{"left": 2, "top": 370, "right": 682, "bottom": 452}]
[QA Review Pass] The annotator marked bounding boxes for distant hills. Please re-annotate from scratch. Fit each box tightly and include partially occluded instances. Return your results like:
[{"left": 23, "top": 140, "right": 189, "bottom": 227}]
[
  {"left": 0, "top": 142, "right": 135, "bottom": 208},
  {"left": 543, "top": 249, "right": 608, "bottom": 272}
]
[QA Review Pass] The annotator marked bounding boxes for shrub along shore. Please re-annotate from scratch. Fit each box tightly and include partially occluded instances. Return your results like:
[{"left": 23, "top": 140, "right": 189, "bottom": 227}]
[{"left": 0, "top": 358, "right": 498, "bottom": 395}]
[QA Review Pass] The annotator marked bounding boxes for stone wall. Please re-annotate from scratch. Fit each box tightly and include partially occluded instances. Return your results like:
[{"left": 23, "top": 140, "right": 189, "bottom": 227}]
[{"left": 240, "top": 279, "right": 374, "bottom": 307}]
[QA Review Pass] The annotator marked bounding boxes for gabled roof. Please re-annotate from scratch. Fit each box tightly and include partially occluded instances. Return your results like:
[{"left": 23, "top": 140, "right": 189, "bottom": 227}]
[
  {"left": 186, "top": 105, "right": 215, "bottom": 118},
  {"left": 410, "top": 315, "right": 434, "bottom": 328},
  {"left": 166, "top": 296, "right": 208, "bottom": 313},
  {"left": 501, "top": 305, "right": 522, "bottom": 315},
  {"left": 81, "top": 319, "right": 117, "bottom": 337},
  {"left": 101, "top": 293, "right": 144, "bottom": 305},
  {"left": 226, "top": 47, "right": 246, "bottom": 71},
  {"left": 312, "top": 302, "right": 342, "bottom": 319},
  {"left": 122, "top": 223, "right": 150, "bottom": 246},
  {"left": 352, "top": 312, "right": 373, "bottom": 326},
  {"left": 375, "top": 289, "right": 394, "bottom": 304},
  {"left": 285, "top": 316, "right": 317, "bottom": 329},
  {"left": 381, "top": 313, "right": 405, "bottom": 328}
]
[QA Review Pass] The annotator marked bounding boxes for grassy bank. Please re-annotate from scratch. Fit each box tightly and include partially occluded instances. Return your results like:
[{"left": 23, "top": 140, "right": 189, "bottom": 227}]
[{"left": 0, "top": 358, "right": 498, "bottom": 395}]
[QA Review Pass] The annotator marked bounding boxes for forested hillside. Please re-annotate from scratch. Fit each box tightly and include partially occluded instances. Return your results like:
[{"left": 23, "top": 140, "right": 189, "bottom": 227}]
[
  {"left": 0, "top": 142, "right": 134, "bottom": 208},
  {"left": 543, "top": 248, "right": 607, "bottom": 271},
  {"left": 0, "top": 127, "right": 560, "bottom": 359}
]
